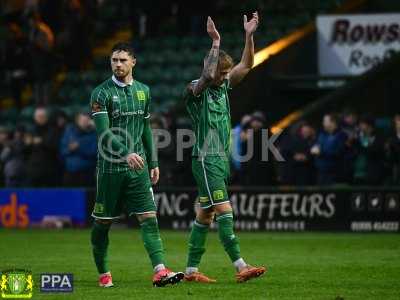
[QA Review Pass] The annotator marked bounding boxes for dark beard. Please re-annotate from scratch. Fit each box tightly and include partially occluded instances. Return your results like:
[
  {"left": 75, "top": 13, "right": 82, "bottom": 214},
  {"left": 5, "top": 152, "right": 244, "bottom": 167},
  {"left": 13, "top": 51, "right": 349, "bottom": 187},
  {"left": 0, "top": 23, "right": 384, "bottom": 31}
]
[{"left": 113, "top": 70, "right": 128, "bottom": 81}]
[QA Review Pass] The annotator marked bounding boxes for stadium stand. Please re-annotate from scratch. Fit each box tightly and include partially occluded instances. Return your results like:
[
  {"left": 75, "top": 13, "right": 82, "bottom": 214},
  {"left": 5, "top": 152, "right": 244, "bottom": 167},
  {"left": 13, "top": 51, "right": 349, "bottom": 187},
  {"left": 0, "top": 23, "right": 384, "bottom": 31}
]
[
  {"left": 1, "top": 0, "right": 400, "bottom": 187},
  {"left": 0, "top": 0, "right": 348, "bottom": 128}
]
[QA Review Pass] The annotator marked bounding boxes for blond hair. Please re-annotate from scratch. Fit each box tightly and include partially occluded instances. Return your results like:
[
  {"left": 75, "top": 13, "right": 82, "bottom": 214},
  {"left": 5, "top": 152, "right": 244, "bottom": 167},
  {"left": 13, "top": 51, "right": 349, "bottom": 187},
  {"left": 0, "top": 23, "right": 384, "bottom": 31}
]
[{"left": 218, "top": 50, "right": 234, "bottom": 69}]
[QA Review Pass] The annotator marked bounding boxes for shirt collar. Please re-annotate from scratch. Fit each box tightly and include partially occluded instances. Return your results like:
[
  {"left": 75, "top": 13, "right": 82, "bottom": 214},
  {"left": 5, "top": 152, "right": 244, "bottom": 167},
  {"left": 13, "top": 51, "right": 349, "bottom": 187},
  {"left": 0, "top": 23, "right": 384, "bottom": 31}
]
[{"left": 112, "top": 75, "right": 133, "bottom": 87}]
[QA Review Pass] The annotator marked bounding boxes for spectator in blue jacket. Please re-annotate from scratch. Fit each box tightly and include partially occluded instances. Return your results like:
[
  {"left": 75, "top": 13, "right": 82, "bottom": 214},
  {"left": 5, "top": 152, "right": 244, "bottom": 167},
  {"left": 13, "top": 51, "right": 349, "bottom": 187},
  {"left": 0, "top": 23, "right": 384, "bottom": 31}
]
[
  {"left": 311, "top": 114, "right": 347, "bottom": 185},
  {"left": 60, "top": 112, "right": 97, "bottom": 187}
]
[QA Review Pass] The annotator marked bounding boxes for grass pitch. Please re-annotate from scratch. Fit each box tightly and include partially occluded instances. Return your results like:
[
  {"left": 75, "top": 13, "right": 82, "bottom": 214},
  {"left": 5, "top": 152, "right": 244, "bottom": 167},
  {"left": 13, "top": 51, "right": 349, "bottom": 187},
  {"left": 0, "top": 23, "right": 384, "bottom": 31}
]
[{"left": 0, "top": 229, "right": 399, "bottom": 300}]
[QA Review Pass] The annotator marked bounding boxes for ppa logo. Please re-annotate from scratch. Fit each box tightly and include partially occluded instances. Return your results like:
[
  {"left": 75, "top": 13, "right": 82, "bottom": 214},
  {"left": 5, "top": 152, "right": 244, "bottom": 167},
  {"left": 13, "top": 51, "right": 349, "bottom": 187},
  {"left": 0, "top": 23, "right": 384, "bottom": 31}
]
[{"left": 40, "top": 274, "right": 73, "bottom": 293}]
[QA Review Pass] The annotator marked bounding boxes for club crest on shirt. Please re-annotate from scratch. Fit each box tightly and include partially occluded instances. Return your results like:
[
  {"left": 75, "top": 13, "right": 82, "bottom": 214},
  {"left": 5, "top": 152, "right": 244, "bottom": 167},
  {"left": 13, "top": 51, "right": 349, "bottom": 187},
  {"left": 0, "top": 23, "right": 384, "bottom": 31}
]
[{"left": 137, "top": 91, "right": 146, "bottom": 101}]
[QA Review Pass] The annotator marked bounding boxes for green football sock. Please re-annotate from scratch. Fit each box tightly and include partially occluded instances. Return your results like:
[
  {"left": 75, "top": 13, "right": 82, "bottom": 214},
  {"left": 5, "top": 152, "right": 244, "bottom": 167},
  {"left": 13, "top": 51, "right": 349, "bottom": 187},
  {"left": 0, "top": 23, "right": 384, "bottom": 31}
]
[
  {"left": 187, "top": 220, "right": 210, "bottom": 268},
  {"left": 140, "top": 217, "right": 165, "bottom": 268},
  {"left": 91, "top": 221, "right": 111, "bottom": 274},
  {"left": 217, "top": 212, "right": 241, "bottom": 263}
]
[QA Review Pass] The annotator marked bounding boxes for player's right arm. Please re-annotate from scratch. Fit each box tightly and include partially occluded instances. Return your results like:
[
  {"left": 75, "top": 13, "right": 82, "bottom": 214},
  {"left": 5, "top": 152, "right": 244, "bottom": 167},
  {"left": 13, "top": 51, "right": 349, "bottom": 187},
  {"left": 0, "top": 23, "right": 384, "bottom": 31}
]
[
  {"left": 190, "top": 16, "right": 220, "bottom": 97},
  {"left": 90, "top": 87, "right": 144, "bottom": 169}
]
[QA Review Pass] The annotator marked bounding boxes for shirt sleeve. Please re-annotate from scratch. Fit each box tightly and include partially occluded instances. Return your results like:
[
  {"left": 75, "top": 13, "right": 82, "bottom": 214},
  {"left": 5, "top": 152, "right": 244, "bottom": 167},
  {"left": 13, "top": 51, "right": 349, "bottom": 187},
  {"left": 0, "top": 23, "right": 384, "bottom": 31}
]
[
  {"left": 90, "top": 87, "right": 130, "bottom": 158},
  {"left": 90, "top": 87, "right": 109, "bottom": 116},
  {"left": 142, "top": 87, "right": 158, "bottom": 168},
  {"left": 144, "top": 87, "right": 151, "bottom": 119},
  {"left": 142, "top": 118, "right": 158, "bottom": 169},
  {"left": 183, "top": 80, "right": 202, "bottom": 102}
]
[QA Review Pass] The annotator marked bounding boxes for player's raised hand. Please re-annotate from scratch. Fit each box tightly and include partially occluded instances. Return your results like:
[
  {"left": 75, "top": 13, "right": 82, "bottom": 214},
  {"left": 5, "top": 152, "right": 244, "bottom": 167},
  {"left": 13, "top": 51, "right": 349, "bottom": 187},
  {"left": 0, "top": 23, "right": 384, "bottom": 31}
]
[
  {"left": 244, "top": 11, "right": 259, "bottom": 35},
  {"left": 126, "top": 153, "right": 144, "bottom": 169},
  {"left": 150, "top": 167, "right": 160, "bottom": 185},
  {"left": 207, "top": 16, "right": 220, "bottom": 41}
]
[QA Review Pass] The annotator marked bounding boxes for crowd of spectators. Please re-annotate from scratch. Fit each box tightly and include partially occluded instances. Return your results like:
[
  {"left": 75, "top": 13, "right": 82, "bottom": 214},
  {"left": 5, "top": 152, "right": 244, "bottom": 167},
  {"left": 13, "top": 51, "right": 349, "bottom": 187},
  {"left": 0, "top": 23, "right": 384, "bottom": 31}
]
[
  {"left": 278, "top": 112, "right": 400, "bottom": 186},
  {"left": 0, "top": 107, "right": 97, "bottom": 187},
  {"left": 1, "top": 107, "right": 400, "bottom": 187}
]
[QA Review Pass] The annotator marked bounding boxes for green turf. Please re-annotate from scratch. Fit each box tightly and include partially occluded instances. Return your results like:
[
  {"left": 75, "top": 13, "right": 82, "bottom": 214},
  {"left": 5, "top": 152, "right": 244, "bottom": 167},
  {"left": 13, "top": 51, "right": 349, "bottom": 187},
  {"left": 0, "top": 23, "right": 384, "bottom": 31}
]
[{"left": 0, "top": 229, "right": 399, "bottom": 299}]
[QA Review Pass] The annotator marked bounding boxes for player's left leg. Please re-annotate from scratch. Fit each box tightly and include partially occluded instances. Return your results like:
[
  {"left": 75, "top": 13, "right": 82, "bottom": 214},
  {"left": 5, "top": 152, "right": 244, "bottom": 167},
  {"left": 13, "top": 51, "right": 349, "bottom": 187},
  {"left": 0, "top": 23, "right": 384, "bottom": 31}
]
[
  {"left": 136, "top": 212, "right": 184, "bottom": 287},
  {"left": 214, "top": 201, "right": 266, "bottom": 283},
  {"left": 124, "top": 166, "right": 184, "bottom": 287},
  {"left": 136, "top": 212, "right": 166, "bottom": 273}
]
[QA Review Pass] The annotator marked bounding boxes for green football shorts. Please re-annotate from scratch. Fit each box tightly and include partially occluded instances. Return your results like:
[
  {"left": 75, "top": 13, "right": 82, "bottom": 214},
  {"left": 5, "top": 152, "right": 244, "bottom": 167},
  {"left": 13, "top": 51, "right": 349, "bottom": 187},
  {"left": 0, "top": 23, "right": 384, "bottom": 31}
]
[
  {"left": 92, "top": 166, "right": 156, "bottom": 219},
  {"left": 192, "top": 156, "right": 230, "bottom": 209}
]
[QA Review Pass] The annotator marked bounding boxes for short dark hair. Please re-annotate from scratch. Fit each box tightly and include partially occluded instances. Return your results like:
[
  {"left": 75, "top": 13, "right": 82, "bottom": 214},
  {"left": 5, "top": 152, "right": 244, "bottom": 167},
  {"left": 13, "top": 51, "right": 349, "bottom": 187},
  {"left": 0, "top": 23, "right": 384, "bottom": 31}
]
[{"left": 111, "top": 42, "right": 135, "bottom": 58}]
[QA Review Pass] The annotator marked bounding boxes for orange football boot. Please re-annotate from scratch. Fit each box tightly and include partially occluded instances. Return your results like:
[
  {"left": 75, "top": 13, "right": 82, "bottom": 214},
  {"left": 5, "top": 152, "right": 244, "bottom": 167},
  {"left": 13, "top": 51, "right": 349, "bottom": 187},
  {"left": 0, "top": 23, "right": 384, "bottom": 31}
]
[
  {"left": 184, "top": 272, "right": 217, "bottom": 283},
  {"left": 236, "top": 265, "right": 266, "bottom": 283}
]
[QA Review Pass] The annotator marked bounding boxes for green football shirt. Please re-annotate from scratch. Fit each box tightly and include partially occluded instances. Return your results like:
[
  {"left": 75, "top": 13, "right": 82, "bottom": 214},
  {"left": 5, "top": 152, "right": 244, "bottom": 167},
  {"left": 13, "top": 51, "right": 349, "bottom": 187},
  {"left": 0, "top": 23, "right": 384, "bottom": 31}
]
[
  {"left": 90, "top": 75, "right": 151, "bottom": 173},
  {"left": 184, "top": 79, "right": 232, "bottom": 158}
]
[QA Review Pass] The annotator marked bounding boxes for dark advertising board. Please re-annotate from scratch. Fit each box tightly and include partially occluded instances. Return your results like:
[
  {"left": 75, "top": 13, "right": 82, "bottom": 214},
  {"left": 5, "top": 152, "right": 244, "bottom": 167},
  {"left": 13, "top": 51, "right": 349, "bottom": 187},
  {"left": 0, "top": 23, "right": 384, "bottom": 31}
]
[{"left": 150, "top": 187, "right": 400, "bottom": 232}]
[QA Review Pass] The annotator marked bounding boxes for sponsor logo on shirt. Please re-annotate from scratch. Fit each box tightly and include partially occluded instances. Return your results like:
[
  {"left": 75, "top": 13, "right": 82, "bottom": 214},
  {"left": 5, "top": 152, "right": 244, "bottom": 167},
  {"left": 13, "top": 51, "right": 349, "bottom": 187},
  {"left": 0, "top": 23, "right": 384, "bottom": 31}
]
[
  {"left": 111, "top": 110, "right": 145, "bottom": 118},
  {"left": 120, "top": 110, "right": 145, "bottom": 116}
]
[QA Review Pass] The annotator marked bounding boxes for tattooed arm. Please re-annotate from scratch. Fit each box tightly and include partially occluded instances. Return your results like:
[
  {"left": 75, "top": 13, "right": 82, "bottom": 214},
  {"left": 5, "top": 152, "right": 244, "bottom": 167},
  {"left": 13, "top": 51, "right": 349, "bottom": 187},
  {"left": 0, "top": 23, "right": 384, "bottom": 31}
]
[
  {"left": 229, "top": 12, "right": 259, "bottom": 88},
  {"left": 191, "top": 16, "right": 221, "bottom": 96}
]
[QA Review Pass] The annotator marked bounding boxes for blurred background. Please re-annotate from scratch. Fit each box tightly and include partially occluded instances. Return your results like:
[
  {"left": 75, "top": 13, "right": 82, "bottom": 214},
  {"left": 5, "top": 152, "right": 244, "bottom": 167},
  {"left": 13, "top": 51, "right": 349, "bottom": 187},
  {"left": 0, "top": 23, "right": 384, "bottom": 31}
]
[{"left": 0, "top": 0, "right": 399, "bottom": 231}]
